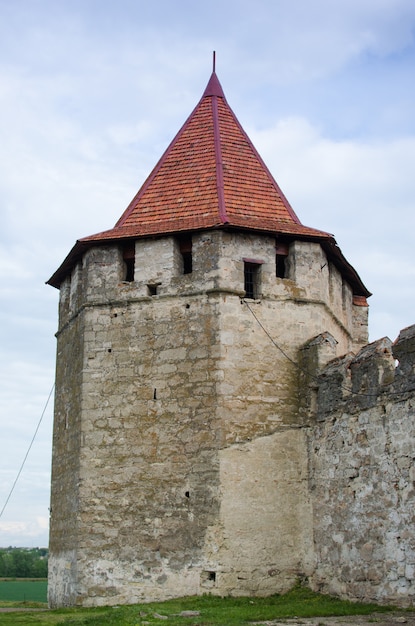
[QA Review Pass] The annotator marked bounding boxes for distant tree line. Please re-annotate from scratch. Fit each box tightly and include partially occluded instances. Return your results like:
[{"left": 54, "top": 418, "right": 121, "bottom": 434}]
[{"left": 0, "top": 547, "right": 48, "bottom": 578}]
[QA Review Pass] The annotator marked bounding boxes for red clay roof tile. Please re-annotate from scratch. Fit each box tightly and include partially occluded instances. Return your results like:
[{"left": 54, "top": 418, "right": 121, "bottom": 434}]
[
  {"left": 47, "top": 70, "right": 370, "bottom": 298},
  {"left": 82, "top": 72, "right": 328, "bottom": 243}
]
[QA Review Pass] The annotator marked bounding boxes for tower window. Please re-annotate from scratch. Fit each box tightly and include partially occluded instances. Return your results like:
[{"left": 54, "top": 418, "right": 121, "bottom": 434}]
[
  {"left": 178, "top": 235, "right": 192, "bottom": 274},
  {"left": 123, "top": 244, "right": 135, "bottom": 282},
  {"left": 275, "top": 242, "right": 289, "bottom": 279},
  {"left": 243, "top": 260, "right": 262, "bottom": 299},
  {"left": 276, "top": 255, "right": 286, "bottom": 279},
  {"left": 148, "top": 282, "right": 161, "bottom": 296}
]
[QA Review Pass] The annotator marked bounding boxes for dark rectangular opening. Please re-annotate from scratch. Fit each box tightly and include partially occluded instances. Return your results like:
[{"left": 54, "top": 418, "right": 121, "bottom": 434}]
[
  {"left": 275, "top": 241, "right": 289, "bottom": 279},
  {"left": 123, "top": 244, "right": 135, "bottom": 282},
  {"left": 276, "top": 254, "right": 286, "bottom": 278},
  {"left": 201, "top": 570, "right": 217, "bottom": 585},
  {"left": 178, "top": 236, "right": 193, "bottom": 274},
  {"left": 244, "top": 261, "right": 261, "bottom": 299}
]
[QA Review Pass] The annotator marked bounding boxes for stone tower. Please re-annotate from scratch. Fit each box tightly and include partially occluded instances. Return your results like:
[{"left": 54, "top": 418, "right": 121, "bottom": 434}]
[{"left": 47, "top": 69, "right": 370, "bottom": 607}]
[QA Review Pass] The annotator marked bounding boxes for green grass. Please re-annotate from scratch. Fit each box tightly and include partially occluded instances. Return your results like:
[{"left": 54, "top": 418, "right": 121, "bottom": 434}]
[
  {"left": 0, "top": 579, "right": 47, "bottom": 603},
  {"left": 0, "top": 584, "right": 397, "bottom": 626}
]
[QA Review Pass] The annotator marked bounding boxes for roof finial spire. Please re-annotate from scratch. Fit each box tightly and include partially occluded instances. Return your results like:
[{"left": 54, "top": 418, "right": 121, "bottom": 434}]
[{"left": 213, "top": 50, "right": 216, "bottom": 73}]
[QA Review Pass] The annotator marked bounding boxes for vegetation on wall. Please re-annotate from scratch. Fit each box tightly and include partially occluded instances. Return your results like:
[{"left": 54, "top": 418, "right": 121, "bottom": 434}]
[{"left": 0, "top": 547, "right": 48, "bottom": 578}]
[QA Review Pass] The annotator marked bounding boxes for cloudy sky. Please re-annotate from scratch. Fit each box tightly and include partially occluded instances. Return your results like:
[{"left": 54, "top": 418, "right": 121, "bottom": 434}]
[{"left": 0, "top": 0, "right": 414, "bottom": 548}]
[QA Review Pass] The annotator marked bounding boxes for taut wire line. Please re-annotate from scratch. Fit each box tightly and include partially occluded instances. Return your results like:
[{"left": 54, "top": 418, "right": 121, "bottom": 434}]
[
  {"left": 0, "top": 382, "right": 55, "bottom": 521},
  {"left": 243, "top": 299, "right": 402, "bottom": 399}
]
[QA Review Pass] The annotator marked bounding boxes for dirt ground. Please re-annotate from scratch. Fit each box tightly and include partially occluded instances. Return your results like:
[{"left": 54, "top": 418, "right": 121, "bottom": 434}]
[
  {"left": 255, "top": 613, "right": 415, "bottom": 626},
  {"left": 0, "top": 608, "right": 414, "bottom": 624}
]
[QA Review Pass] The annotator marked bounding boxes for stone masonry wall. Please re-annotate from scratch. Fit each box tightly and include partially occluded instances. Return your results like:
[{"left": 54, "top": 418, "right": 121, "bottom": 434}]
[
  {"left": 309, "top": 324, "right": 415, "bottom": 607},
  {"left": 48, "top": 300, "right": 84, "bottom": 606},
  {"left": 50, "top": 288, "right": 223, "bottom": 606},
  {"left": 49, "top": 229, "right": 369, "bottom": 607}
]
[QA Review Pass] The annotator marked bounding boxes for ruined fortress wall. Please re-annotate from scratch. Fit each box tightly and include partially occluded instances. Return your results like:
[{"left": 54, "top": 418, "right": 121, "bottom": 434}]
[{"left": 310, "top": 325, "right": 415, "bottom": 607}]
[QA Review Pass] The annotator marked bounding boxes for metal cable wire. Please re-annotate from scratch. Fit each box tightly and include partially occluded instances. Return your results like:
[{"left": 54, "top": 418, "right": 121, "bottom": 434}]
[
  {"left": 243, "top": 300, "right": 403, "bottom": 399},
  {"left": 0, "top": 382, "right": 55, "bottom": 520}
]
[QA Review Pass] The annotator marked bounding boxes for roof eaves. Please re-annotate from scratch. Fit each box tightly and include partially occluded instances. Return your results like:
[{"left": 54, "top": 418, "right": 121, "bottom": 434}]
[
  {"left": 46, "top": 240, "right": 89, "bottom": 289},
  {"left": 46, "top": 221, "right": 371, "bottom": 298},
  {"left": 321, "top": 238, "right": 371, "bottom": 298}
]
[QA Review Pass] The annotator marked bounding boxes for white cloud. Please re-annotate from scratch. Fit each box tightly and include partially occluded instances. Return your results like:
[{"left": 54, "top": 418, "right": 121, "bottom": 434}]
[
  {"left": 250, "top": 117, "right": 415, "bottom": 342},
  {"left": 0, "top": 517, "right": 49, "bottom": 547},
  {"left": 215, "top": 0, "right": 415, "bottom": 87},
  {"left": 250, "top": 116, "right": 415, "bottom": 220}
]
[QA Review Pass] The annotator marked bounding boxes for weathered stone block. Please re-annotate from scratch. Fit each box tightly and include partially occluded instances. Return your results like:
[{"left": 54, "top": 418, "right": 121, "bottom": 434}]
[{"left": 393, "top": 324, "right": 415, "bottom": 392}]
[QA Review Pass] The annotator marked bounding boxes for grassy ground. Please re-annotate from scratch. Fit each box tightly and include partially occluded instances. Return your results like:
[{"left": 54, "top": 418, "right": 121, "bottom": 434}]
[
  {"left": 0, "top": 579, "right": 47, "bottom": 603},
  {"left": 0, "top": 585, "right": 396, "bottom": 626}
]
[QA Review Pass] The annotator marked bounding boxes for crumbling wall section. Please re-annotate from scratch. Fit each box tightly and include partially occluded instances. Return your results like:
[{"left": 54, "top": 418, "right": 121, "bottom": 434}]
[{"left": 309, "top": 324, "right": 415, "bottom": 606}]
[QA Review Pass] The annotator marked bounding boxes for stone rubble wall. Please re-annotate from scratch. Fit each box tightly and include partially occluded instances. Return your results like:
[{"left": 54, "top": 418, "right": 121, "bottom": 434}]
[
  {"left": 309, "top": 324, "right": 415, "bottom": 607},
  {"left": 49, "top": 230, "right": 370, "bottom": 607},
  {"left": 48, "top": 311, "right": 84, "bottom": 607}
]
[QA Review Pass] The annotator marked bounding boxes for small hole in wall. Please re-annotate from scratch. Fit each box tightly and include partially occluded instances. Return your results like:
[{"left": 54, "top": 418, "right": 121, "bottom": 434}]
[
  {"left": 201, "top": 570, "right": 217, "bottom": 586},
  {"left": 185, "top": 303, "right": 190, "bottom": 309},
  {"left": 153, "top": 388, "right": 157, "bottom": 400},
  {"left": 185, "top": 491, "right": 190, "bottom": 498},
  {"left": 108, "top": 348, "right": 112, "bottom": 353}
]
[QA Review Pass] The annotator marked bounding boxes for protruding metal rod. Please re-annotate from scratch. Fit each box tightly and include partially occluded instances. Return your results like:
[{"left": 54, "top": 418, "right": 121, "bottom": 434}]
[{"left": 213, "top": 50, "right": 216, "bottom": 73}]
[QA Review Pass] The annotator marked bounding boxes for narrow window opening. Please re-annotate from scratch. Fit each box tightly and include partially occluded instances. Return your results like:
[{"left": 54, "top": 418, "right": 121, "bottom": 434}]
[
  {"left": 201, "top": 569, "right": 217, "bottom": 586},
  {"left": 123, "top": 244, "right": 135, "bottom": 282},
  {"left": 276, "top": 254, "right": 286, "bottom": 278},
  {"left": 244, "top": 261, "right": 261, "bottom": 299},
  {"left": 148, "top": 284, "right": 158, "bottom": 296},
  {"left": 275, "top": 242, "right": 289, "bottom": 279},
  {"left": 124, "top": 258, "right": 135, "bottom": 282},
  {"left": 178, "top": 236, "right": 193, "bottom": 274},
  {"left": 182, "top": 252, "right": 192, "bottom": 274}
]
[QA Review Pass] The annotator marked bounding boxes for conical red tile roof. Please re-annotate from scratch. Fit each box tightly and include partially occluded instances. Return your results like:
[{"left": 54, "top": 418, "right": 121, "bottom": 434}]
[
  {"left": 82, "top": 71, "right": 328, "bottom": 243},
  {"left": 48, "top": 70, "right": 370, "bottom": 297}
]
